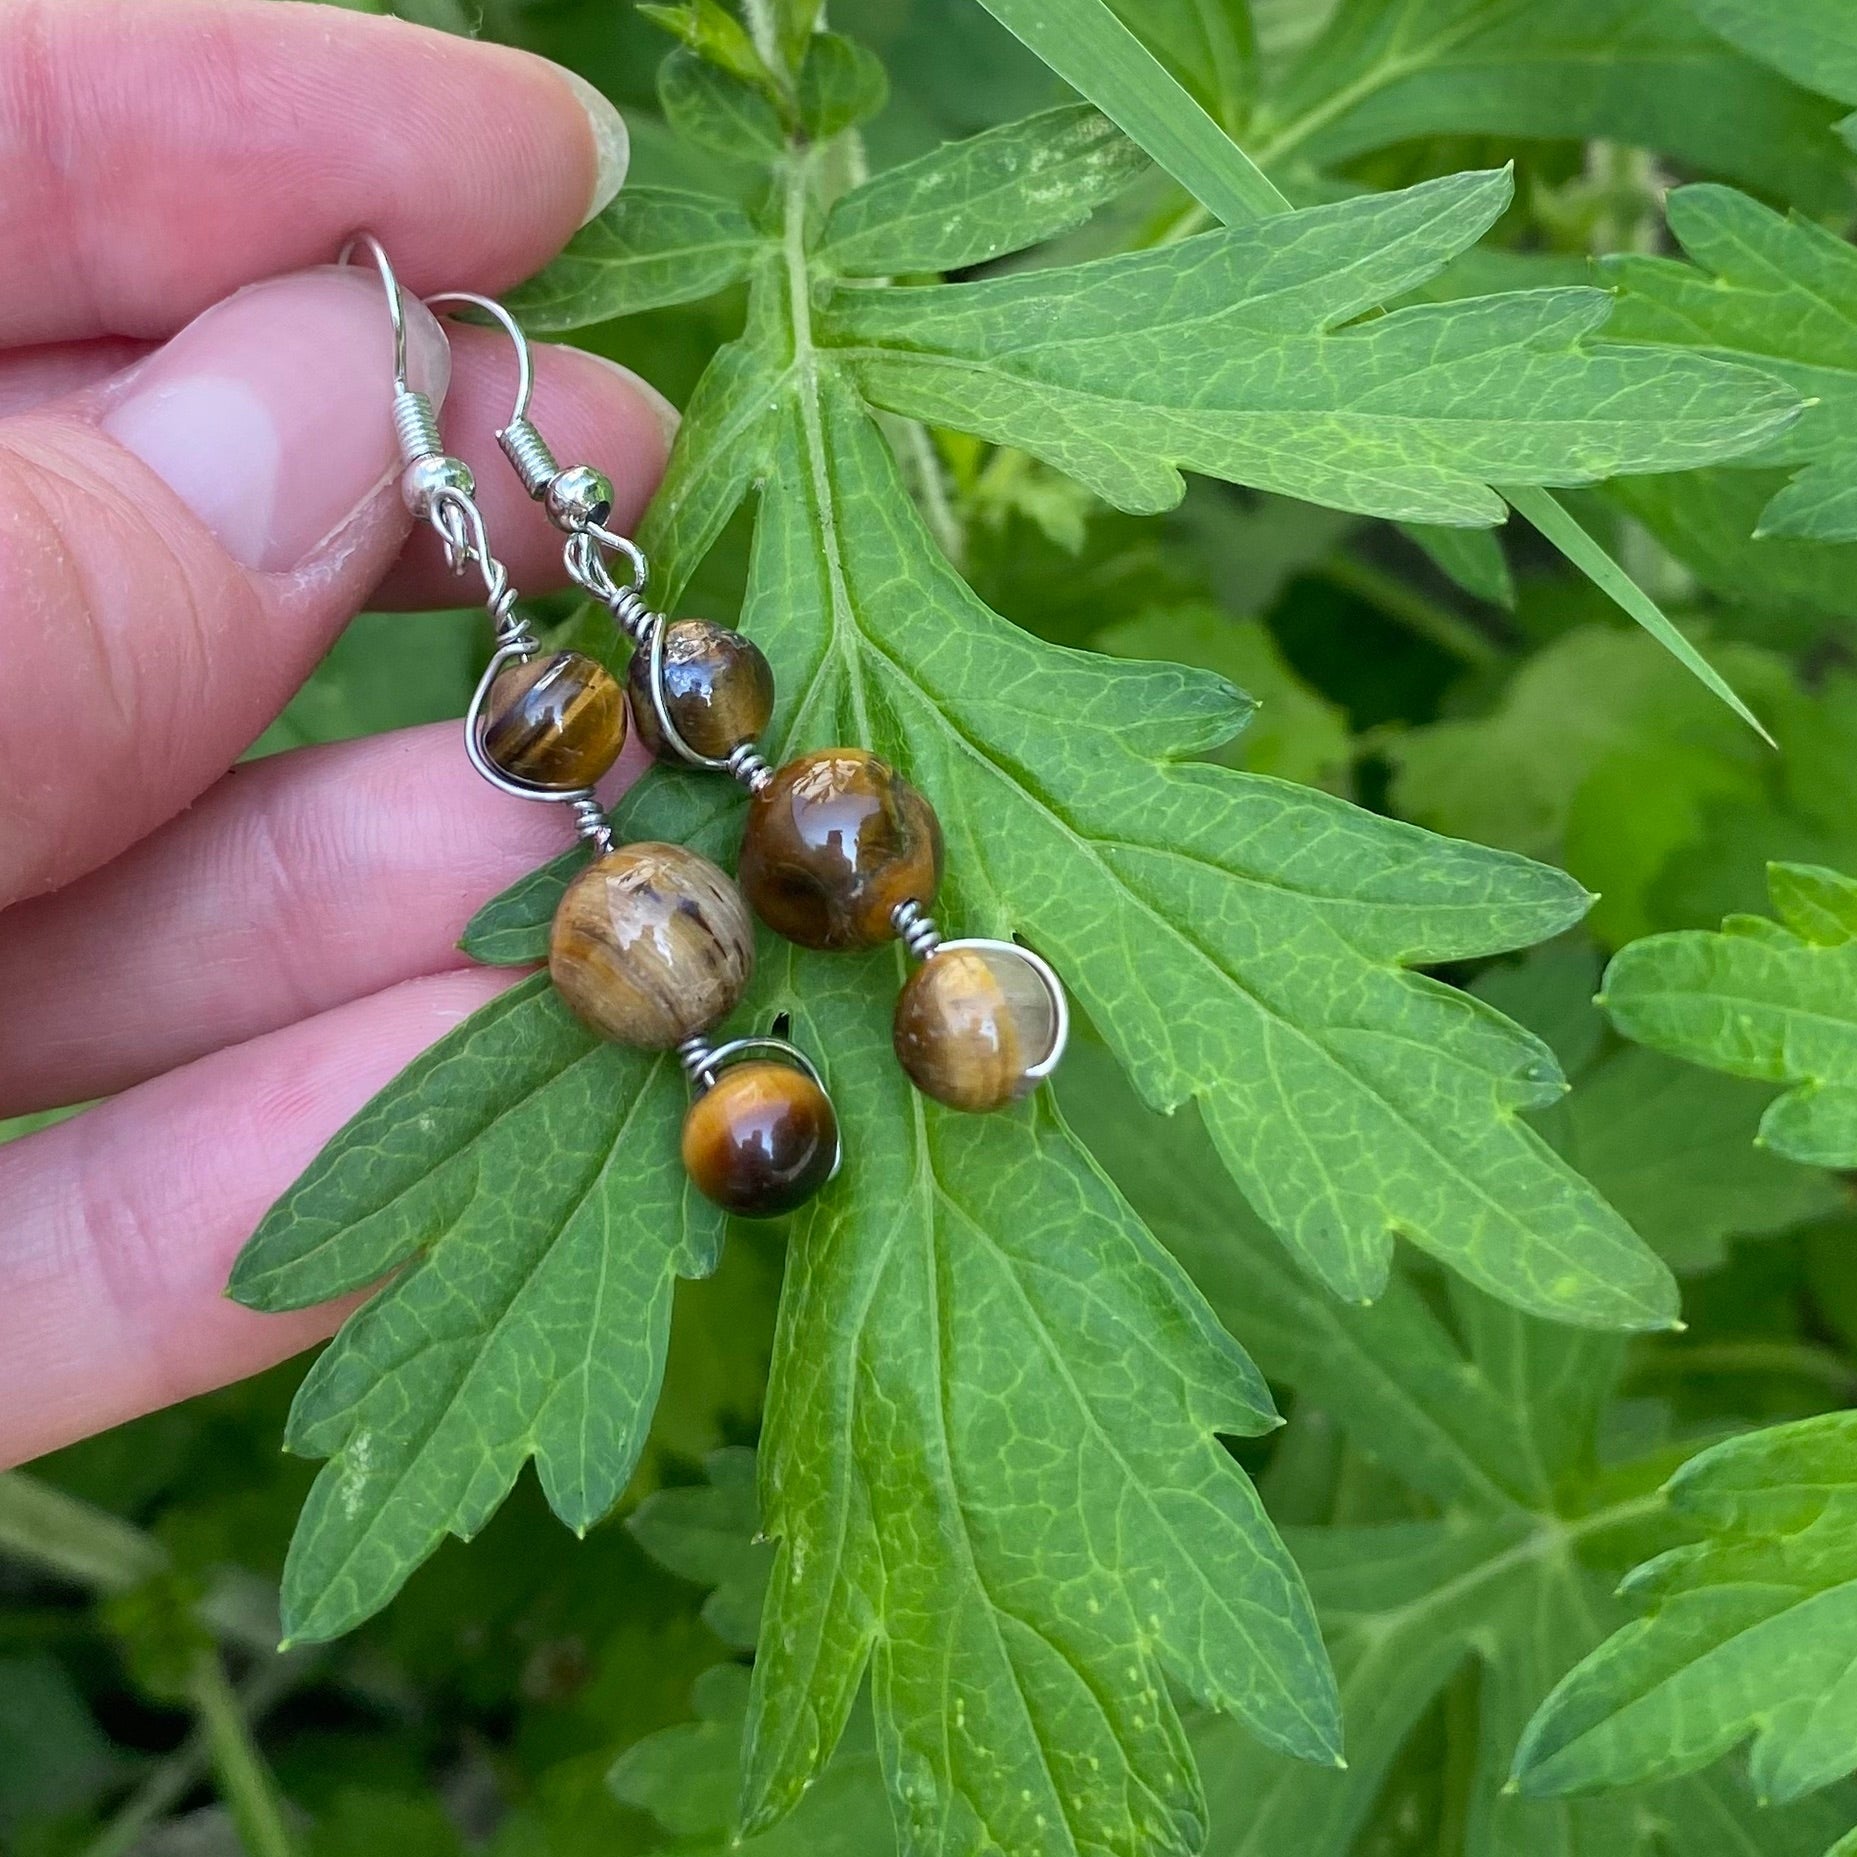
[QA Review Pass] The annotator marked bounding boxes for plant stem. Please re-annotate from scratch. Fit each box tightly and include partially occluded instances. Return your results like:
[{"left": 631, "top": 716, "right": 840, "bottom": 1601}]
[
  {"left": 0, "top": 1471, "right": 165, "bottom": 1593},
  {"left": 81, "top": 1654, "right": 312, "bottom": 1857},
  {"left": 188, "top": 1649, "right": 301, "bottom": 1857},
  {"left": 1315, "top": 553, "right": 1503, "bottom": 667}
]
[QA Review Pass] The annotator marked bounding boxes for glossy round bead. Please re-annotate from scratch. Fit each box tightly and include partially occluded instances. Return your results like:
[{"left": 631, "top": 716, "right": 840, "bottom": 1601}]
[
  {"left": 682, "top": 1060, "right": 839, "bottom": 1218},
  {"left": 738, "top": 748, "right": 943, "bottom": 951},
  {"left": 481, "top": 651, "right": 627, "bottom": 792},
  {"left": 628, "top": 619, "right": 776, "bottom": 764},
  {"left": 894, "top": 944, "right": 1061, "bottom": 1112},
  {"left": 549, "top": 842, "right": 754, "bottom": 1048}
]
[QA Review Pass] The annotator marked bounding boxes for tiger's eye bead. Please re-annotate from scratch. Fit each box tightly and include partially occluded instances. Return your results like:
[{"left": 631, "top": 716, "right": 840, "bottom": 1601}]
[
  {"left": 482, "top": 651, "right": 626, "bottom": 791},
  {"left": 738, "top": 748, "right": 943, "bottom": 951},
  {"left": 894, "top": 945, "right": 1061, "bottom": 1112},
  {"left": 682, "top": 1061, "right": 839, "bottom": 1218},
  {"left": 549, "top": 842, "right": 754, "bottom": 1048},
  {"left": 628, "top": 619, "right": 776, "bottom": 763}
]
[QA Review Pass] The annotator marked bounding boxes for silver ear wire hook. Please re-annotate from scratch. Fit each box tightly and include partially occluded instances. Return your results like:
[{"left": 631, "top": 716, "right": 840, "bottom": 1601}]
[
  {"left": 424, "top": 290, "right": 615, "bottom": 533},
  {"left": 338, "top": 230, "right": 475, "bottom": 526}
]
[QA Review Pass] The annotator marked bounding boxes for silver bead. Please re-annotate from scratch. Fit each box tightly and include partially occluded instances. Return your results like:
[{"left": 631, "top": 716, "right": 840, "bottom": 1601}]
[
  {"left": 545, "top": 465, "right": 615, "bottom": 533},
  {"left": 401, "top": 453, "right": 475, "bottom": 518}
]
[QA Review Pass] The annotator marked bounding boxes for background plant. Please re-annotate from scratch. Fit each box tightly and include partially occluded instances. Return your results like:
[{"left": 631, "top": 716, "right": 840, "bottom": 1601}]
[{"left": 7, "top": 1, "right": 1857, "bottom": 1855}]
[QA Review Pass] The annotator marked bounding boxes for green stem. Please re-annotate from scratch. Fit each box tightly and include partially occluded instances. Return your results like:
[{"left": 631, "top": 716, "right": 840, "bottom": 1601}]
[
  {"left": 189, "top": 1650, "right": 300, "bottom": 1857},
  {"left": 0, "top": 1471, "right": 165, "bottom": 1593},
  {"left": 1316, "top": 553, "right": 1502, "bottom": 667},
  {"left": 82, "top": 1655, "right": 312, "bottom": 1857}
]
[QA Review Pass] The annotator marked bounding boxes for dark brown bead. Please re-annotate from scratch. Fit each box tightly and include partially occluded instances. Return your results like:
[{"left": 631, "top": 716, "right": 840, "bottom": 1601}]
[
  {"left": 628, "top": 618, "right": 775, "bottom": 763},
  {"left": 894, "top": 944, "right": 1060, "bottom": 1111},
  {"left": 481, "top": 650, "right": 627, "bottom": 791},
  {"left": 682, "top": 1060, "right": 838, "bottom": 1217},
  {"left": 549, "top": 842, "right": 754, "bottom": 1049},
  {"left": 738, "top": 748, "right": 943, "bottom": 951}
]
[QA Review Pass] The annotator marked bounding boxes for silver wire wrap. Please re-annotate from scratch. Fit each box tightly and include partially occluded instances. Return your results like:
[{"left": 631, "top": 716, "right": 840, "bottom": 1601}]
[
  {"left": 499, "top": 417, "right": 559, "bottom": 498},
  {"left": 892, "top": 899, "right": 943, "bottom": 961},
  {"left": 676, "top": 1035, "right": 843, "bottom": 1178},
  {"left": 433, "top": 486, "right": 612, "bottom": 854},
  {"left": 393, "top": 390, "right": 444, "bottom": 463},
  {"left": 563, "top": 525, "right": 770, "bottom": 787}
]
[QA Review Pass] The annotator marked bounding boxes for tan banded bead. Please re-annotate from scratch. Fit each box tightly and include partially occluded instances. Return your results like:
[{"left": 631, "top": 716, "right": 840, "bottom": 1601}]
[
  {"left": 481, "top": 650, "right": 626, "bottom": 791},
  {"left": 893, "top": 943, "right": 1060, "bottom": 1112},
  {"left": 549, "top": 842, "right": 753, "bottom": 1049}
]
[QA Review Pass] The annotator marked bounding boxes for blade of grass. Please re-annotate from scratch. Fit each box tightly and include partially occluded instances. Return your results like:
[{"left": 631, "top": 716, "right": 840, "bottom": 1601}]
[
  {"left": 1503, "top": 483, "right": 1775, "bottom": 744},
  {"left": 973, "top": 0, "right": 1290, "bottom": 223}
]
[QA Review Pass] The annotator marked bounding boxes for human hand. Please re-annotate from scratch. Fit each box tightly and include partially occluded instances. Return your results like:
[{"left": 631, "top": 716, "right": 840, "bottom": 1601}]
[{"left": 0, "top": 0, "right": 671, "bottom": 1467}]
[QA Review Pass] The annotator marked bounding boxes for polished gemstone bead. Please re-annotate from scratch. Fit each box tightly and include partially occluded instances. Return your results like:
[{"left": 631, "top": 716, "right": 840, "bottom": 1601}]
[
  {"left": 738, "top": 748, "right": 943, "bottom": 951},
  {"left": 481, "top": 650, "right": 626, "bottom": 791},
  {"left": 628, "top": 618, "right": 776, "bottom": 764},
  {"left": 549, "top": 842, "right": 754, "bottom": 1048},
  {"left": 681, "top": 1060, "right": 839, "bottom": 1217},
  {"left": 893, "top": 943, "right": 1060, "bottom": 1112}
]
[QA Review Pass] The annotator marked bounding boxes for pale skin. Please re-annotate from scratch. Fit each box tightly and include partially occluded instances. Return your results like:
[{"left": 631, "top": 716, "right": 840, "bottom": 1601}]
[{"left": 0, "top": 0, "right": 667, "bottom": 1466}]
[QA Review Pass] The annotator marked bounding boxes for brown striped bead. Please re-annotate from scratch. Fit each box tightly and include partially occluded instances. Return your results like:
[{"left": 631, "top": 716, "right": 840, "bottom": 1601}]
[
  {"left": 738, "top": 748, "right": 943, "bottom": 951},
  {"left": 893, "top": 944, "right": 1060, "bottom": 1112},
  {"left": 549, "top": 843, "right": 754, "bottom": 1049},
  {"left": 628, "top": 618, "right": 775, "bottom": 764},
  {"left": 481, "top": 650, "right": 626, "bottom": 791},
  {"left": 681, "top": 1060, "right": 838, "bottom": 1218}
]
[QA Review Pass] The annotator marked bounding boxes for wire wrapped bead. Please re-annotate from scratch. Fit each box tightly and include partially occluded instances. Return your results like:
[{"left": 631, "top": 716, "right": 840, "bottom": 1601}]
[
  {"left": 681, "top": 1059, "right": 839, "bottom": 1217},
  {"left": 629, "top": 618, "right": 776, "bottom": 765},
  {"left": 894, "top": 943, "right": 1063, "bottom": 1111},
  {"left": 738, "top": 748, "right": 943, "bottom": 951},
  {"left": 481, "top": 650, "right": 626, "bottom": 792}
]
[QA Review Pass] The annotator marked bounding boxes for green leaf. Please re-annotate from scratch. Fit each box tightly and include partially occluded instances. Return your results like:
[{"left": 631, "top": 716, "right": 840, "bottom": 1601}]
[
  {"left": 1384, "top": 624, "right": 1792, "bottom": 940},
  {"left": 1250, "top": 0, "right": 1855, "bottom": 211},
  {"left": 1609, "top": 469, "right": 1857, "bottom": 633},
  {"left": 657, "top": 46, "right": 788, "bottom": 158},
  {"left": 1094, "top": 602, "right": 1353, "bottom": 791},
  {"left": 826, "top": 170, "right": 1801, "bottom": 526},
  {"left": 1692, "top": 0, "right": 1857, "bottom": 142},
  {"left": 230, "top": 978, "right": 719, "bottom": 1644},
  {"left": 611, "top": 1664, "right": 892, "bottom": 1854},
  {"left": 1065, "top": 1042, "right": 1857, "bottom": 1856},
  {"left": 506, "top": 188, "right": 764, "bottom": 333},
  {"left": 1400, "top": 519, "right": 1516, "bottom": 610},
  {"left": 795, "top": 32, "right": 888, "bottom": 140},
  {"left": 1515, "top": 1409, "right": 1857, "bottom": 1805},
  {"left": 1607, "top": 187, "right": 1857, "bottom": 545},
  {"left": 1602, "top": 864, "right": 1857, "bottom": 1170},
  {"left": 640, "top": 2, "right": 783, "bottom": 101},
  {"left": 973, "top": 0, "right": 1292, "bottom": 224},
  {"left": 816, "top": 104, "right": 1150, "bottom": 278},
  {"left": 628, "top": 1447, "right": 770, "bottom": 1652}
]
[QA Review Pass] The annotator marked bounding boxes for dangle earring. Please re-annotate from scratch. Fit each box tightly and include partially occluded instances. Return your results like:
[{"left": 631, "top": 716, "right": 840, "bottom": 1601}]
[
  {"left": 350, "top": 245, "right": 838, "bottom": 1217},
  {"left": 460, "top": 308, "right": 1069, "bottom": 1114}
]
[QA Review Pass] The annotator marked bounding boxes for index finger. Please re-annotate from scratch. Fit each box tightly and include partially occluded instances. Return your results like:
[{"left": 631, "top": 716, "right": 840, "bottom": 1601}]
[{"left": 0, "top": 0, "right": 626, "bottom": 345}]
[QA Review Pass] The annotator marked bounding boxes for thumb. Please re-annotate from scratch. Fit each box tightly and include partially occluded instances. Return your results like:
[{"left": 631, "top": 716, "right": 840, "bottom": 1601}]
[{"left": 0, "top": 266, "right": 450, "bottom": 901}]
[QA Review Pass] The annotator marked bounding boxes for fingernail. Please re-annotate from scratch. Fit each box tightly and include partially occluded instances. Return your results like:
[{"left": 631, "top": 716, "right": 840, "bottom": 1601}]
[
  {"left": 542, "top": 61, "right": 630, "bottom": 226},
  {"left": 103, "top": 268, "right": 451, "bottom": 575}
]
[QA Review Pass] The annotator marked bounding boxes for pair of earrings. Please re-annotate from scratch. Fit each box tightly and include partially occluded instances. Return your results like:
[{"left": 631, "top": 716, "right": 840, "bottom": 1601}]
[{"left": 349, "top": 235, "right": 1068, "bottom": 1220}]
